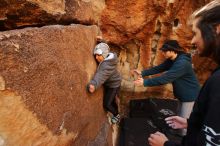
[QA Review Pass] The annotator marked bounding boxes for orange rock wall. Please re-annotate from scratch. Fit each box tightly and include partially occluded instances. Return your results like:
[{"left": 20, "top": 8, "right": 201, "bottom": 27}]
[
  {"left": 0, "top": 0, "right": 105, "bottom": 30},
  {"left": 101, "top": 0, "right": 216, "bottom": 98},
  {"left": 0, "top": 25, "right": 112, "bottom": 146},
  {"left": 0, "top": 0, "right": 217, "bottom": 145},
  {"left": 0, "top": 91, "right": 74, "bottom": 146}
]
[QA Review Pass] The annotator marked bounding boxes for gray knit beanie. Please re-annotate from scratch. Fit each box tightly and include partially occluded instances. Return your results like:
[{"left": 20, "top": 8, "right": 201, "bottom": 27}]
[{"left": 93, "top": 43, "right": 110, "bottom": 58}]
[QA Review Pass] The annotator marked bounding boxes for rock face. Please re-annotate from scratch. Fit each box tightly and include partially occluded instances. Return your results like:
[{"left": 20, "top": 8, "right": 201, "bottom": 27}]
[
  {"left": 0, "top": 0, "right": 105, "bottom": 30},
  {"left": 0, "top": 0, "right": 217, "bottom": 145},
  {"left": 0, "top": 91, "right": 74, "bottom": 146},
  {"left": 101, "top": 0, "right": 216, "bottom": 98},
  {"left": 0, "top": 0, "right": 215, "bottom": 99},
  {"left": 0, "top": 25, "right": 112, "bottom": 146}
]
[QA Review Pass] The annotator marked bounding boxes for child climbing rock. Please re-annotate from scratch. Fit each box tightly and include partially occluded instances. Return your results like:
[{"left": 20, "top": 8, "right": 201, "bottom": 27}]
[{"left": 87, "top": 42, "right": 122, "bottom": 124}]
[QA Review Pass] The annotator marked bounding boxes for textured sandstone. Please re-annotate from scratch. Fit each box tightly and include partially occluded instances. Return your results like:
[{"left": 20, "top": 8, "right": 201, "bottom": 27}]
[
  {"left": 0, "top": 0, "right": 215, "bottom": 99},
  {"left": 101, "top": 0, "right": 216, "bottom": 98},
  {"left": 0, "top": 0, "right": 105, "bottom": 30},
  {"left": 0, "top": 1, "right": 217, "bottom": 145},
  {"left": 0, "top": 91, "right": 75, "bottom": 146},
  {"left": 0, "top": 25, "right": 112, "bottom": 146}
]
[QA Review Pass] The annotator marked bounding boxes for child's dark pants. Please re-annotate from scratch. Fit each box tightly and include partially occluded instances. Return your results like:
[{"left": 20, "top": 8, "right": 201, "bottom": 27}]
[{"left": 103, "top": 86, "right": 120, "bottom": 116}]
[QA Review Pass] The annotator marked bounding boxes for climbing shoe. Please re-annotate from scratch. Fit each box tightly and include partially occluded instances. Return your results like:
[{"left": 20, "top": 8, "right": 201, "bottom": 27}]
[{"left": 111, "top": 114, "right": 120, "bottom": 124}]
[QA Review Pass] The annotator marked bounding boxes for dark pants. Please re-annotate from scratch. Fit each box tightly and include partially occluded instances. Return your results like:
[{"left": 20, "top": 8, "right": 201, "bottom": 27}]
[{"left": 103, "top": 86, "right": 120, "bottom": 116}]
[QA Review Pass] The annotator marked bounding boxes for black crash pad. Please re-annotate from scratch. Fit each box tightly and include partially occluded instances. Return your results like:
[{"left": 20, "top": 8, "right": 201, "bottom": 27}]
[{"left": 119, "top": 98, "right": 182, "bottom": 146}]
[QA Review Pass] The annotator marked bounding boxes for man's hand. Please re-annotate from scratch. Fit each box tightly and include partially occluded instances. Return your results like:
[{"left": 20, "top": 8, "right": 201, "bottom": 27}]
[
  {"left": 88, "top": 84, "right": 95, "bottom": 93},
  {"left": 130, "top": 69, "right": 141, "bottom": 76},
  {"left": 165, "top": 116, "right": 188, "bottom": 129},
  {"left": 148, "top": 131, "right": 168, "bottom": 146},
  {"left": 134, "top": 77, "right": 144, "bottom": 86}
]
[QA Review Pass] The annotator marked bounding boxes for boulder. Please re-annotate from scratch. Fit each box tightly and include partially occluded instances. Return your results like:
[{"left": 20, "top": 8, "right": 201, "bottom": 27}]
[
  {"left": 0, "top": 25, "right": 112, "bottom": 146},
  {"left": 101, "top": 0, "right": 215, "bottom": 97},
  {"left": 0, "top": 0, "right": 105, "bottom": 30}
]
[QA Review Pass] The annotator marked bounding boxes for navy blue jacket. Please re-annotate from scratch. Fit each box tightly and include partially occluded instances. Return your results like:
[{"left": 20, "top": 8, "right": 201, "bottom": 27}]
[
  {"left": 165, "top": 66, "right": 220, "bottom": 146},
  {"left": 141, "top": 53, "right": 200, "bottom": 102}
]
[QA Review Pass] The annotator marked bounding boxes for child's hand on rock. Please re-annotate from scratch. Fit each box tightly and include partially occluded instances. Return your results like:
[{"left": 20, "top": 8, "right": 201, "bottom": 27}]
[{"left": 88, "top": 84, "right": 95, "bottom": 93}]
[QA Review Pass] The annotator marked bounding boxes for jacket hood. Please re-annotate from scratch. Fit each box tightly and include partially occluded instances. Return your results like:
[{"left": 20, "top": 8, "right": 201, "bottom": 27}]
[
  {"left": 105, "top": 53, "right": 118, "bottom": 62},
  {"left": 99, "top": 52, "right": 118, "bottom": 70},
  {"left": 177, "top": 53, "right": 192, "bottom": 62}
]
